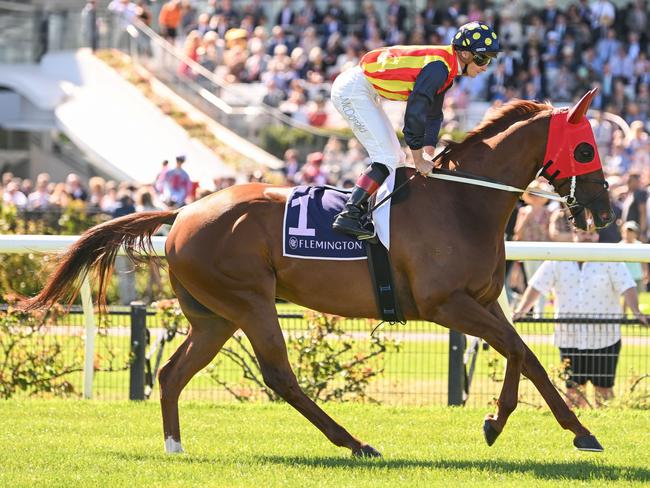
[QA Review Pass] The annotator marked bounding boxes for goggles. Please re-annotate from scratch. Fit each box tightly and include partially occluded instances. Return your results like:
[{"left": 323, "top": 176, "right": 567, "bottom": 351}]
[{"left": 472, "top": 53, "right": 493, "bottom": 66}]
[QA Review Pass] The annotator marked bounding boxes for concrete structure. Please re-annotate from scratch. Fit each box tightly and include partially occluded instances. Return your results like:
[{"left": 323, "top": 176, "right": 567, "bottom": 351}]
[{"left": 0, "top": 50, "right": 233, "bottom": 187}]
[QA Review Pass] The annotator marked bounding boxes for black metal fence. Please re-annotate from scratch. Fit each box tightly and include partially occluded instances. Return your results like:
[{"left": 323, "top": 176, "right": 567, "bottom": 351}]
[{"left": 2, "top": 306, "right": 648, "bottom": 407}]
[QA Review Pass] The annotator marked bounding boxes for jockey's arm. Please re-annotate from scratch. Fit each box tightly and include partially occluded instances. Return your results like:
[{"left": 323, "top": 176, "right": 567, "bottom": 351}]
[{"left": 404, "top": 61, "right": 448, "bottom": 174}]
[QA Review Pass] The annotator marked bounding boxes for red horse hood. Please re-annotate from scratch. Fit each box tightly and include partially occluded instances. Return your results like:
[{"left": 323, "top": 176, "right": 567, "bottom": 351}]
[{"left": 542, "top": 88, "right": 603, "bottom": 180}]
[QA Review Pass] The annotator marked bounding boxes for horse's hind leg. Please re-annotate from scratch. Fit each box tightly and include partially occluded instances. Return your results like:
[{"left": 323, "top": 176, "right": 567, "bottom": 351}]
[
  {"left": 158, "top": 273, "right": 237, "bottom": 453},
  {"left": 238, "top": 303, "right": 381, "bottom": 457}
]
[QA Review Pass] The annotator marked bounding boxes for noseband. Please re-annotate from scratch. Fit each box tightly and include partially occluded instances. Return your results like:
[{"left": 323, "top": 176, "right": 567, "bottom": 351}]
[{"left": 538, "top": 161, "right": 609, "bottom": 220}]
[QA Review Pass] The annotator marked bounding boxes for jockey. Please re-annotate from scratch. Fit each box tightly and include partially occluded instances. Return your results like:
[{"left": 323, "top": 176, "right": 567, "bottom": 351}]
[{"left": 331, "top": 22, "right": 501, "bottom": 239}]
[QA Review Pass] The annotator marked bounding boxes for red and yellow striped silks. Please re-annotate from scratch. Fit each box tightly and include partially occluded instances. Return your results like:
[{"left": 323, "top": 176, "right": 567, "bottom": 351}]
[{"left": 360, "top": 45, "right": 458, "bottom": 101}]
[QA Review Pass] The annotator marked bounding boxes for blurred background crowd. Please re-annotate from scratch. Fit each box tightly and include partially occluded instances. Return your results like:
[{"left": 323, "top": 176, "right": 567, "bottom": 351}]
[{"left": 155, "top": 0, "right": 649, "bottom": 118}]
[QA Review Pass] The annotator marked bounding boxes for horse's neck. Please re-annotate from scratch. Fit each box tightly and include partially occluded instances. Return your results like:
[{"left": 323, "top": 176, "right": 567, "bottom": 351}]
[
  {"left": 447, "top": 117, "right": 547, "bottom": 233},
  {"left": 457, "top": 118, "right": 546, "bottom": 189}
]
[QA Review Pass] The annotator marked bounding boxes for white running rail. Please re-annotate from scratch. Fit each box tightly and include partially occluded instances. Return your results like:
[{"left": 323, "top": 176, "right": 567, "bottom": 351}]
[{"left": 2, "top": 235, "right": 650, "bottom": 261}]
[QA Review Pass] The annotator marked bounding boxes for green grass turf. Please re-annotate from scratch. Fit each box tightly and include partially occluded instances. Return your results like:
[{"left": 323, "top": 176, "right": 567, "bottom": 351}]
[{"left": 1, "top": 401, "right": 648, "bottom": 487}]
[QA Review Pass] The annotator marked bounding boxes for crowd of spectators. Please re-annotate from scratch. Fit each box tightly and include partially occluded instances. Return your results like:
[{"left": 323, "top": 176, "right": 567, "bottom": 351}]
[
  {"left": 139, "top": 2, "right": 650, "bottom": 204},
  {"left": 1, "top": 170, "right": 166, "bottom": 218},
  {"left": 145, "top": 0, "right": 649, "bottom": 123}
]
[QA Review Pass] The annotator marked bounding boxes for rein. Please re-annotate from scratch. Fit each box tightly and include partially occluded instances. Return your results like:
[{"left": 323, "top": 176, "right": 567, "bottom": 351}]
[
  {"left": 427, "top": 168, "right": 567, "bottom": 203},
  {"left": 367, "top": 163, "right": 608, "bottom": 219},
  {"left": 426, "top": 168, "right": 608, "bottom": 223},
  {"left": 367, "top": 159, "right": 567, "bottom": 217}
]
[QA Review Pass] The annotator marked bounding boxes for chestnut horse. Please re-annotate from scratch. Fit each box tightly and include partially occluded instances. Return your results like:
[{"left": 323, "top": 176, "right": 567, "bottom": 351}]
[{"left": 24, "top": 93, "right": 614, "bottom": 456}]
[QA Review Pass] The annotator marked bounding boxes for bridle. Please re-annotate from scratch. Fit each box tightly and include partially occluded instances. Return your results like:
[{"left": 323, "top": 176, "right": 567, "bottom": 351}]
[{"left": 536, "top": 160, "right": 610, "bottom": 222}]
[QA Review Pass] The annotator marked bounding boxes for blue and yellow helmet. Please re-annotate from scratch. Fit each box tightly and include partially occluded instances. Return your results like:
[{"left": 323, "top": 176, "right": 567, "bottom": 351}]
[{"left": 452, "top": 22, "right": 501, "bottom": 54}]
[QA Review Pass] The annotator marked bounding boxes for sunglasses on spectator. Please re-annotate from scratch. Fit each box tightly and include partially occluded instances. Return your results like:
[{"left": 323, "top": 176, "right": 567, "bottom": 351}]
[{"left": 472, "top": 53, "right": 492, "bottom": 66}]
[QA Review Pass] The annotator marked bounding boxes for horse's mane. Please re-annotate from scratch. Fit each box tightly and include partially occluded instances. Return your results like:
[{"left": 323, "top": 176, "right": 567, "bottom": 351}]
[{"left": 442, "top": 99, "right": 553, "bottom": 162}]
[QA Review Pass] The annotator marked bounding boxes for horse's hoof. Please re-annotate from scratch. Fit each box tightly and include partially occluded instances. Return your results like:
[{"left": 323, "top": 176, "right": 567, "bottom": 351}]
[
  {"left": 483, "top": 416, "right": 502, "bottom": 446},
  {"left": 352, "top": 444, "right": 382, "bottom": 458},
  {"left": 574, "top": 434, "right": 604, "bottom": 452}
]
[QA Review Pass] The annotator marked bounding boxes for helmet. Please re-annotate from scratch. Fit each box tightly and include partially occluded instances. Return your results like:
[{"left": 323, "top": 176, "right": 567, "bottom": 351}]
[{"left": 452, "top": 22, "right": 501, "bottom": 54}]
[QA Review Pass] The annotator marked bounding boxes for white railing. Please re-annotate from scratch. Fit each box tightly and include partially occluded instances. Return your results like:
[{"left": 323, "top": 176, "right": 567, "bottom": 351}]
[
  {"left": 3, "top": 235, "right": 650, "bottom": 399},
  {"left": 504, "top": 241, "right": 650, "bottom": 262},
  {"left": 3, "top": 235, "right": 650, "bottom": 261}
]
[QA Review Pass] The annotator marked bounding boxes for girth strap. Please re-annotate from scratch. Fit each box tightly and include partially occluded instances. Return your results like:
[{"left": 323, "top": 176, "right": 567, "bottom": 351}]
[{"left": 365, "top": 239, "right": 404, "bottom": 325}]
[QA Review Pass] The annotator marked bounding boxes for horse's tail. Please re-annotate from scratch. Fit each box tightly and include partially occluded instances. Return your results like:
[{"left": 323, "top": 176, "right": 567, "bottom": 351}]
[{"left": 21, "top": 209, "right": 179, "bottom": 311}]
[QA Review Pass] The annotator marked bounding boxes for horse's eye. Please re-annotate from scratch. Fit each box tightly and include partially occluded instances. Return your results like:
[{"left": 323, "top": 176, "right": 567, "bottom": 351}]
[{"left": 574, "top": 142, "right": 595, "bottom": 163}]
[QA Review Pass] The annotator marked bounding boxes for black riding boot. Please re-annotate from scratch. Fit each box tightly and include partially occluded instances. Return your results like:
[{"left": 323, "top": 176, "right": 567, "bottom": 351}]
[{"left": 332, "top": 163, "right": 390, "bottom": 239}]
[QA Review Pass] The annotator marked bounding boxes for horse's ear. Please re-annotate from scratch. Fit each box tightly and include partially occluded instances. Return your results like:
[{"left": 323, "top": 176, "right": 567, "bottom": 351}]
[{"left": 567, "top": 87, "right": 598, "bottom": 124}]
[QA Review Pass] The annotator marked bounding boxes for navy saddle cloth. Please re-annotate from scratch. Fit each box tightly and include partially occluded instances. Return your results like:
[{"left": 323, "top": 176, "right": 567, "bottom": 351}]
[{"left": 283, "top": 185, "right": 367, "bottom": 260}]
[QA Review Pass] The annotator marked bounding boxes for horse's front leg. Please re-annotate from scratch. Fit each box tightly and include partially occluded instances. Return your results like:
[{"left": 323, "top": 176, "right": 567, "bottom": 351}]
[
  {"left": 489, "top": 300, "right": 603, "bottom": 451},
  {"left": 428, "top": 291, "right": 526, "bottom": 446}
]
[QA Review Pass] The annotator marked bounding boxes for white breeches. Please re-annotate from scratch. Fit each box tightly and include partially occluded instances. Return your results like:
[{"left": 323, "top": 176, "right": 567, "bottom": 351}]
[{"left": 331, "top": 66, "right": 406, "bottom": 169}]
